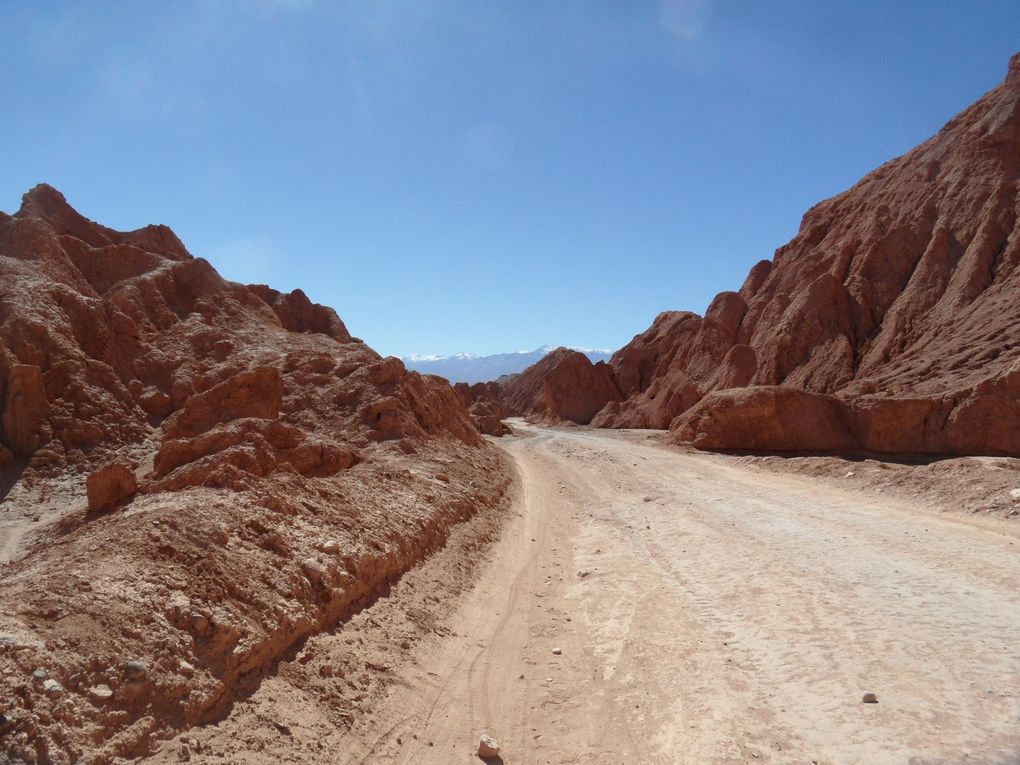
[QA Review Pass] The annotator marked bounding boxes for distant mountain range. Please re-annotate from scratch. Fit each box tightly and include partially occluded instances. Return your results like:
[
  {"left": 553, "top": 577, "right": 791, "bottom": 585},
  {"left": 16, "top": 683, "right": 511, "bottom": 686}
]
[{"left": 400, "top": 345, "right": 613, "bottom": 384}]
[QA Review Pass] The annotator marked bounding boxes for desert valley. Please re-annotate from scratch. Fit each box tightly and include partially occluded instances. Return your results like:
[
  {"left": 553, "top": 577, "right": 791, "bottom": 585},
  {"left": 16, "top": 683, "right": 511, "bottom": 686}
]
[{"left": 1, "top": 16, "right": 1019, "bottom": 765}]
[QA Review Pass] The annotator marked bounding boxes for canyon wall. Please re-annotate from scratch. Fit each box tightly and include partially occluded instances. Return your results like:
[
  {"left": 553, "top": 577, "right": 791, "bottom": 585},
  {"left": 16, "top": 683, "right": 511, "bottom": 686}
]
[
  {"left": 0, "top": 186, "right": 510, "bottom": 763},
  {"left": 512, "top": 53, "right": 1020, "bottom": 456}
]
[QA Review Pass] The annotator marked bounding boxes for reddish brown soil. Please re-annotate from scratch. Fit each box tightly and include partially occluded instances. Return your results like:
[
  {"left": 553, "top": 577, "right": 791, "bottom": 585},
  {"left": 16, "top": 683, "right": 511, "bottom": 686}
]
[
  {"left": 649, "top": 54, "right": 1020, "bottom": 455},
  {"left": 4, "top": 49, "right": 1020, "bottom": 765}
]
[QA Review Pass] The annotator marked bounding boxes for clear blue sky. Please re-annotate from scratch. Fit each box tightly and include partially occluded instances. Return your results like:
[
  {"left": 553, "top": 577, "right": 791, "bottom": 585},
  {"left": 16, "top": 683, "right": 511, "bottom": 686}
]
[{"left": 2, "top": 2, "right": 1017, "bottom": 357}]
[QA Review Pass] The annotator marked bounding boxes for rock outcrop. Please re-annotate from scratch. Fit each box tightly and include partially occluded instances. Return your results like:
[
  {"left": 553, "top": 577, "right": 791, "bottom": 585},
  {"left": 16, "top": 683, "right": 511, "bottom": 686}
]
[
  {"left": 592, "top": 53, "right": 1020, "bottom": 456},
  {"left": 0, "top": 185, "right": 510, "bottom": 763},
  {"left": 501, "top": 347, "right": 622, "bottom": 425},
  {"left": 455, "top": 381, "right": 511, "bottom": 436}
]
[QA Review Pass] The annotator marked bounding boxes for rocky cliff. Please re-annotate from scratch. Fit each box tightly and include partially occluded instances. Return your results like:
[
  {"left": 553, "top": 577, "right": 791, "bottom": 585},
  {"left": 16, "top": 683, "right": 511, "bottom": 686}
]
[
  {"left": 0, "top": 185, "right": 510, "bottom": 763},
  {"left": 454, "top": 381, "right": 512, "bottom": 436},
  {"left": 501, "top": 347, "right": 622, "bottom": 425},
  {"left": 532, "top": 53, "right": 1020, "bottom": 456}
]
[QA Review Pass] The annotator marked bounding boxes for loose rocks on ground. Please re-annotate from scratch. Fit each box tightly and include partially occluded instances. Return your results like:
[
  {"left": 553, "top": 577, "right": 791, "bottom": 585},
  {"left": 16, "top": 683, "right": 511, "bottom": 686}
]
[{"left": 477, "top": 733, "right": 501, "bottom": 758}]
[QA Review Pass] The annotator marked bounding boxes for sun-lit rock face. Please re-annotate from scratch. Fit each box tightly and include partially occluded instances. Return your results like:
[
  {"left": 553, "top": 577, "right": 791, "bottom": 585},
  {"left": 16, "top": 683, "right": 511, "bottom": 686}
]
[
  {"left": 0, "top": 185, "right": 511, "bottom": 763},
  {"left": 0, "top": 183, "right": 484, "bottom": 473},
  {"left": 501, "top": 347, "right": 622, "bottom": 425},
  {"left": 592, "top": 52, "right": 1020, "bottom": 455},
  {"left": 454, "top": 381, "right": 512, "bottom": 435}
]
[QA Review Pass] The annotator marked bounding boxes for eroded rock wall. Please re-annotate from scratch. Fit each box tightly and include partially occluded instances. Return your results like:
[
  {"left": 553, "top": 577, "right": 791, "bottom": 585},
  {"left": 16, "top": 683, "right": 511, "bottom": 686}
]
[
  {"left": 0, "top": 185, "right": 510, "bottom": 763},
  {"left": 501, "top": 348, "right": 622, "bottom": 425},
  {"left": 596, "top": 53, "right": 1020, "bottom": 455}
]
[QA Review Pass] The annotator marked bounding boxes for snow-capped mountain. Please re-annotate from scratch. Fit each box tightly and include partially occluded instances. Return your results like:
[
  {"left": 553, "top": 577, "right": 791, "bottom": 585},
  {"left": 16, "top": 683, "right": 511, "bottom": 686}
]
[{"left": 400, "top": 345, "right": 613, "bottom": 384}]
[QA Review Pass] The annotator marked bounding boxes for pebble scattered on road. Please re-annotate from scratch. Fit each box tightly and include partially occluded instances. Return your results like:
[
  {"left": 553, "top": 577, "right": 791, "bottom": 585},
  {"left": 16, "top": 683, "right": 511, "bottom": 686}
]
[{"left": 477, "top": 733, "right": 501, "bottom": 758}]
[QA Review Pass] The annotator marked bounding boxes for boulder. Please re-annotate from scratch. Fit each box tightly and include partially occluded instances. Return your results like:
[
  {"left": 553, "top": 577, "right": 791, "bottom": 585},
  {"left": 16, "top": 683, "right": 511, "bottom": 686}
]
[
  {"left": 86, "top": 462, "right": 137, "bottom": 511},
  {"left": 671, "top": 387, "right": 857, "bottom": 452}
]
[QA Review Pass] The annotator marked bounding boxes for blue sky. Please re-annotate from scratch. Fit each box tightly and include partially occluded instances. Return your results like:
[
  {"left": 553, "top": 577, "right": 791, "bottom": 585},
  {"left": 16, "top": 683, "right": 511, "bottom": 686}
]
[{"left": 2, "top": 2, "right": 1018, "bottom": 357}]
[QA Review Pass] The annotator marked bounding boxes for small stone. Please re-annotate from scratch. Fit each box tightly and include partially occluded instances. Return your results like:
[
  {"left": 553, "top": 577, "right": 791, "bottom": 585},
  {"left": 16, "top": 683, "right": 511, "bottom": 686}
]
[
  {"left": 552, "top": 647, "right": 562, "bottom": 655},
  {"left": 0, "top": 636, "right": 18, "bottom": 647},
  {"left": 477, "top": 734, "right": 500, "bottom": 758},
  {"left": 42, "top": 678, "right": 63, "bottom": 697},
  {"left": 31, "top": 668, "right": 47, "bottom": 681},
  {"left": 178, "top": 660, "right": 195, "bottom": 676},
  {"left": 300, "top": 558, "right": 326, "bottom": 586},
  {"left": 320, "top": 540, "right": 340, "bottom": 554},
  {"left": 845, "top": 471, "right": 855, "bottom": 478},
  {"left": 1009, "top": 488, "right": 1020, "bottom": 500},
  {"left": 123, "top": 660, "right": 148, "bottom": 680},
  {"left": 861, "top": 692, "right": 878, "bottom": 704},
  {"left": 89, "top": 684, "right": 114, "bottom": 701}
]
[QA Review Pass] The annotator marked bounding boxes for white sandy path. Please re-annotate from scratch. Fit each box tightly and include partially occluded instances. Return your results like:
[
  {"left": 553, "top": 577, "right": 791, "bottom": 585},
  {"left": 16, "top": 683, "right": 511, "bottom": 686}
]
[{"left": 309, "top": 422, "right": 1020, "bottom": 763}]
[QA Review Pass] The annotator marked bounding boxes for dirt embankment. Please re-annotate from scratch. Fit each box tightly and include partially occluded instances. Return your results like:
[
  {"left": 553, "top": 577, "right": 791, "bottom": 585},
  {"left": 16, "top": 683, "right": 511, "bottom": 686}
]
[
  {"left": 622, "top": 428, "right": 1020, "bottom": 523},
  {"left": 733, "top": 451, "right": 1020, "bottom": 520},
  {"left": 0, "top": 443, "right": 511, "bottom": 764}
]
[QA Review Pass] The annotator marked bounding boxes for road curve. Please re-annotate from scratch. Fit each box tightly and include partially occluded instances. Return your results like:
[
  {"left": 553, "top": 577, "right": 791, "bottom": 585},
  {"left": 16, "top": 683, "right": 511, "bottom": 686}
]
[{"left": 335, "top": 423, "right": 1020, "bottom": 765}]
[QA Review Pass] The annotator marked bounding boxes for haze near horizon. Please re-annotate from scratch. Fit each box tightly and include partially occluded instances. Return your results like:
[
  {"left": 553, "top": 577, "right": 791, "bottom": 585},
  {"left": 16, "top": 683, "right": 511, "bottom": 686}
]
[{"left": 1, "top": 1, "right": 1017, "bottom": 357}]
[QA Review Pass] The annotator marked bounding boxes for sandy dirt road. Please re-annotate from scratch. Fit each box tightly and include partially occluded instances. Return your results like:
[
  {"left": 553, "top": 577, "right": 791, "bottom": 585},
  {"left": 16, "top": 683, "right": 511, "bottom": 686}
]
[{"left": 329, "top": 423, "right": 1020, "bottom": 765}]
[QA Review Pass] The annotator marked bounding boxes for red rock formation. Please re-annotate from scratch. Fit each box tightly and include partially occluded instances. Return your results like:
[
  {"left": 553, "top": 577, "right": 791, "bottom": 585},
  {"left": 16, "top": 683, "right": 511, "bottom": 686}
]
[
  {"left": 502, "top": 347, "right": 622, "bottom": 425},
  {"left": 0, "top": 185, "right": 509, "bottom": 763},
  {"left": 673, "top": 387, "right": 857, "bottom": 452},
  {"left": 601, "top": 53, "right": 1020, "bottom": 456},
  {"left": 455, "top": 381, "right": 511, "bottom": 436}
]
